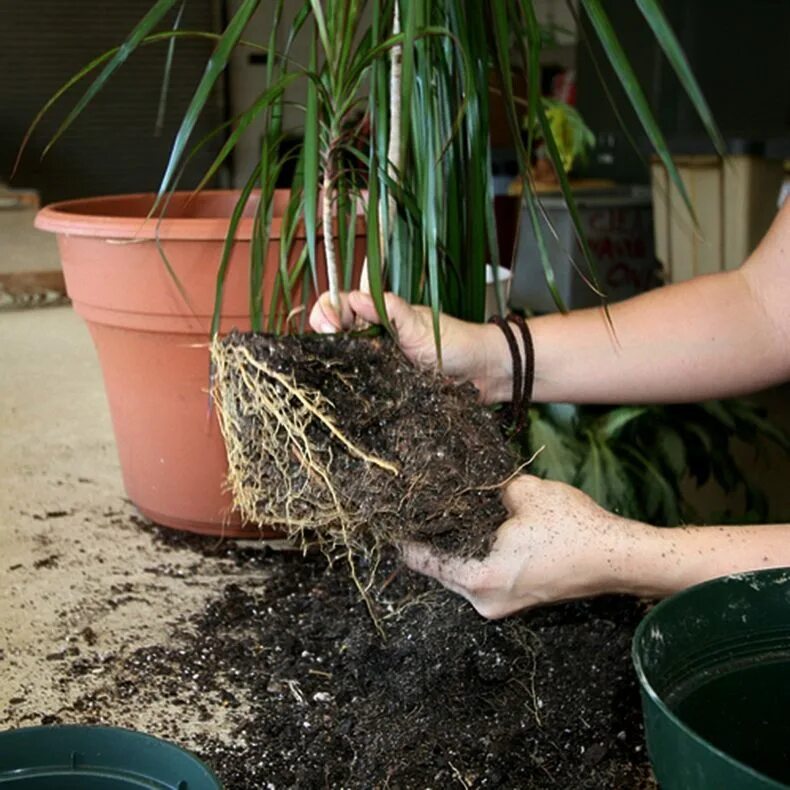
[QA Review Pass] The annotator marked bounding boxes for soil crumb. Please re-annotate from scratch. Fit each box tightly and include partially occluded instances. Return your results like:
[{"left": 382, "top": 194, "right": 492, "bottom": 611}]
[{"left": 213, "top": 333, "right": 518, "bottom": 559}]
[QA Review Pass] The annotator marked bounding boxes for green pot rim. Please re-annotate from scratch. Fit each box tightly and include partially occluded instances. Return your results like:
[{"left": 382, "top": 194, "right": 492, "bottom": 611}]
[
  {"left": 0, "top": 723, "right": 221, "bottom": 789},
  {"left": 632, "top": 566, "right": 790, "bottom": 790}
]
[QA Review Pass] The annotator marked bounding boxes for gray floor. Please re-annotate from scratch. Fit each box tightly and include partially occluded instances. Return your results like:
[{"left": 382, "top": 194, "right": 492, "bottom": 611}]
[{"left": 0, "top": 306, "right": 268, "bottom": 747}]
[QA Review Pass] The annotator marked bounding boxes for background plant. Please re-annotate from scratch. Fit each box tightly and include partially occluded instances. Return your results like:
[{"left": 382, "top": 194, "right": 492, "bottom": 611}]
[{"left": 522, "top": 400, "right": 790, "bottom": 526}]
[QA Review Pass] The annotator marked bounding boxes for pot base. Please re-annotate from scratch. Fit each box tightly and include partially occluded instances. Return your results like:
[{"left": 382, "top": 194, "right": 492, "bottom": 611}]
[{"left": 136, "top": 504, "right": 284, "bottom": 540}]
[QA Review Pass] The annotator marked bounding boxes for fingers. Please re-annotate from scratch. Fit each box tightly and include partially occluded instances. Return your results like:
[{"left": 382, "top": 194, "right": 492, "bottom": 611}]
[
  {"left": 401, "top": 541, "right": 514, "bottom": 619},
  {"left": 400, "top": 541, "right": 481, "bottom": 596},
  {"left": 348, "top": 290, "right": 414, "bottom": 331},
  {"left": 310, "top": 290, "right": 421, "bottom": 338},
  {"left": 308, "top": 292, "right": 356, "bottom": 333},
  {"left": 346, "top": 290, "right": 379, "bottom": 323}
]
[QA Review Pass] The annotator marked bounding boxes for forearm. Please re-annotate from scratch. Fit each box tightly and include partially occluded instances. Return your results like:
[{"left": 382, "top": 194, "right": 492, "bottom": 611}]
[
  {"left": 613, "top": 521, "right": 790, "bottom": 598},
  {"left": 519, "top": 200, "right": 790, "bottom": 405},
  {"left": 527, "top": 268, "right": 787, "bottom": 404}
]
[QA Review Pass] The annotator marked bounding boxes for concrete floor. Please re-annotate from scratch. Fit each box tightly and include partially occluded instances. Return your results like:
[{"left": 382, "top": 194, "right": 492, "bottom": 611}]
[{"left": 0, "top": 306, "right": 268, "bottom": 747}]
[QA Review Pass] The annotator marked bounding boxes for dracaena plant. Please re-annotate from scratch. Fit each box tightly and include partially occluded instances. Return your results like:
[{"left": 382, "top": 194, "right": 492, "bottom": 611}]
[{"left": 20, "top": 0, "right": 722, "bottom": 349}]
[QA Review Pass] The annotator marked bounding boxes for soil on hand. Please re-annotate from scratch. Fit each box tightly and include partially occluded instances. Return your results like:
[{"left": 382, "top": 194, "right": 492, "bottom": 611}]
[{"left": 213, "top": 332, "right": 518, "bottom": 558}]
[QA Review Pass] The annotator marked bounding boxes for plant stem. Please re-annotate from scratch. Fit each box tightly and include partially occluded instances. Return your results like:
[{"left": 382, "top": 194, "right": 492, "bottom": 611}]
[
  {"left": 360, "top": 5, "right": 401, "bottom": 295},
  {"left": 322, "top": 165, "right": 340, "bottom": 313},
  {"left": 385, "top": 3, "right": 402, "bottom": 231}
]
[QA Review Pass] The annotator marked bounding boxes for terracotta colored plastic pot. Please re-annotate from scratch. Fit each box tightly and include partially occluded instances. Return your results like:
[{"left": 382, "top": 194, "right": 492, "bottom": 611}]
[{"left": 36, "top": 191, "right": 364, "bottom": 537}]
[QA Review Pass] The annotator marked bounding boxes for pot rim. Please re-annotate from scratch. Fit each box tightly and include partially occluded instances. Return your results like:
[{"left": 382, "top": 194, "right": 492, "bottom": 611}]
[
  {"left": 0, "top": 723, "right": 221, "bottom": 787},
  {"left": 631, "top": 566, "right": 790, "bottom": 790},
  {"left": 35, "top": 189, "right": 364, "bottom": 242}
]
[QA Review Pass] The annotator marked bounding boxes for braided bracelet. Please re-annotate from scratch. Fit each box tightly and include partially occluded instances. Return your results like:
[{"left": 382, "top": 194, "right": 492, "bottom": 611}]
[{"left": 488, "top": 313, "right": 535, "bottom": 431}]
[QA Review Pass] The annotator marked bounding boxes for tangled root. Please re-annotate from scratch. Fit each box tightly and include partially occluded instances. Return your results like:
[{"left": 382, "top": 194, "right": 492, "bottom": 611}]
[
  {"left": 212, "top": 334, "right": 398, "bottom": 565},
  {"left": 211, "top": 332, "right": 517, "bottom": 577}
]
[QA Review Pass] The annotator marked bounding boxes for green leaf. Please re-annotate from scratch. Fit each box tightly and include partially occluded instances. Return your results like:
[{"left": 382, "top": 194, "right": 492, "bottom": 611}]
[
  {"left": 249, "top": 193, "right": 266, "bottom": 333},
  {"left": 580, "top": 0, "right": 696, "bottom": 222},
  {"left": 700, "top": 400, "right": 737, "bottom": 431},
  {"left": 210, "top": 164, "right": 261, "bottom": 338},
  {"left": 577, "top": 434, "right": 636, "bottom": 515},
  {"left": 568, "top": 0, "right": 650, "bottom": 173},
  {"left": 154, "top": 0, "right": 185, "bottom": 136},
  {"left": 623, "top": 446, "right": 681, "bottom": 525},
  {"left": 154, "top": 0, "right": 262, "bottom": 213},
  {"left": 635, "top": 0, "right": 725, "bottom": 156},
  {"left": 41, "top": 0, "right": 180, "bottom": 158},
  {"left": 527, "top": 410, "right": 581, "bottom": 484},
  {"left": 365, "top": 149, "right": 393, "bottom": 335},
  {"left": 398, "top": 0, "right": 421, "bottom": 172},
  {"left": 270, "top": 161, "right": 305, "bottom": 330},
  {"left": 491, "top": 0, "right": 565, "bottom": 311},
  {"left": 576, "top": 433, "right": 606, "bottom": 505},
  {"left": 285, "top": 1, "right": 312, "bottom": 55},
  {"left": 191, "top": 72, "right": 301, "bottom": 195},
  {"left": 308, "top": 0, "right": 333, "bottom": 69},
  {"left": 544, "top": 402, "right": 578, "bottom": 430},
  {"left": 14, "top": 28, "right": 273, "bottom": 179},
  {"left": 655, "top": 426, "right": 687, "bottom": 478},
  {"left": 303, "top": 28, "right": 320, "bottom": 287},
  {"left": 597, "top": 406, "right": 648, "bottom": 439}
]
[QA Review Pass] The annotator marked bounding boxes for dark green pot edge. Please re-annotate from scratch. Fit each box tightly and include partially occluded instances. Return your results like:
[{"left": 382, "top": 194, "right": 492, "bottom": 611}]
[{"left": 632, "top": 567, "right": 790, "bottom": 790}]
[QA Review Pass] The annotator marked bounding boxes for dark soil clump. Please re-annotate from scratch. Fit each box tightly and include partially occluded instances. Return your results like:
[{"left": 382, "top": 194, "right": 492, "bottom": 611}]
[{"left": 212, "top": 333, "right": 518, "bottom": 558}]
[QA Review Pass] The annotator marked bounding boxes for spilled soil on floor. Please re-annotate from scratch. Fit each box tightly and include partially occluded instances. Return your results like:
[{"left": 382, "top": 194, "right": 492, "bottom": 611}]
[{"left": 51, "top": 526, "right": 654, "bottom": 789}]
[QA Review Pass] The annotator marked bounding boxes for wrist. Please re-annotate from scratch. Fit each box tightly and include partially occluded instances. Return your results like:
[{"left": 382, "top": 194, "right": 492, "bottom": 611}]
[
  {"left": 607, "top": 521, "right": 692, "bottom": 599},
  {"left": 481, "top": 318, "right": 535, "bottom": 405},
  {"left": 480, "top": 322, "right": 516, "bottom": 403},
  {"left": 547, "top": 514, "right": 658, "bottom": 602}
]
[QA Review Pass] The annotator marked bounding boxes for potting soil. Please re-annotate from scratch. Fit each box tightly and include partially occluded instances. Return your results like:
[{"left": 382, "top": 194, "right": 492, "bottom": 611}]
[{"left": 66, "top": 526, "right": 653, "bottom": 789}]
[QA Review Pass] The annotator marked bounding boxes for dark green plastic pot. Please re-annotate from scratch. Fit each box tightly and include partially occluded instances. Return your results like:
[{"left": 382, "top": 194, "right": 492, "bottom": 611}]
[
  {"left": 633, "top": 567, "right": 790, "bottom": 790},
  {"left": 0, "top": 725, "right": 221, "bottom": 789}
]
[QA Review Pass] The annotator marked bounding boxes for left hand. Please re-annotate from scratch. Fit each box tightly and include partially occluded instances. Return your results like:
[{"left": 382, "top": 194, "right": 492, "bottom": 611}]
[
  {"left": 309, "top": 290, "right": 515, "bottom": 403},
  {"left": 401, "top": 475, "right": 648, "bottom": 618}
]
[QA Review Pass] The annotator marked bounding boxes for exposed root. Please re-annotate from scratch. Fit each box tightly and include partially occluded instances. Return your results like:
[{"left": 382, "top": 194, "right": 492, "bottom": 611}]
[{"left": 211, "top": 331, "right": 520, "bottom": 611}]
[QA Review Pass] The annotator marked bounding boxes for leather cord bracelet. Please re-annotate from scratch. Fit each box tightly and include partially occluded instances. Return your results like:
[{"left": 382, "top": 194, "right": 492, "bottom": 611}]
[
  {"left": 488, "top": 313, "right": 535, "bottom": 431},
  {"left": 508, "top": 313, "right": 535, "bottom": 406}
]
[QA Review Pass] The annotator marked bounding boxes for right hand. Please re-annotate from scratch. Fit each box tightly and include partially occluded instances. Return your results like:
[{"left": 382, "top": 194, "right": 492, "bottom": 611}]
[
  {"left": 309, "top": 290, "right": 513, "bottom": 403},
  {"left": 401, "top": 475, "right": 650, "bottom": 618}
]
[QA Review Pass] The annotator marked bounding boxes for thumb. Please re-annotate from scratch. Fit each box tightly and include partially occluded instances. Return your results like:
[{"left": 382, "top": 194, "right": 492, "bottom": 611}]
[{"left": 400, "top": 540, "right": 437, "bottom": 575}]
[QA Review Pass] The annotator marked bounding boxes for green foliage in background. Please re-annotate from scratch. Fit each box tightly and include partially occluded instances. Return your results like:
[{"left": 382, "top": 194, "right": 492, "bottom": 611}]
[
  {"left": 521, "top": 400, "right": 790, "bottom": 526},
  {"left": 526, "top": 98, "right": 596, "bottom": 173}
]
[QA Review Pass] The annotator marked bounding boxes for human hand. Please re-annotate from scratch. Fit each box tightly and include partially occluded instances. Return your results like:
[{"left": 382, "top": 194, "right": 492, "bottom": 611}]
[
  {"left": 309, "top": 290, "right": 514, "bottom": 404},
  {"left": 401, "top": 475, "right": 651, "bottom": 618}
]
